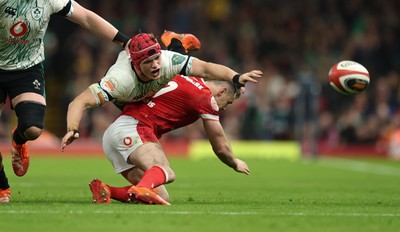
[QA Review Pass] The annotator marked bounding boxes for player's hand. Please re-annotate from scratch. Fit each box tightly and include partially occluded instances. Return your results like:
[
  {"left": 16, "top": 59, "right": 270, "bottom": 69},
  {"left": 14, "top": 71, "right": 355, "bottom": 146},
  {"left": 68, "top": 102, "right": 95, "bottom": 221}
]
[
  {"left": 61, "top": 130, "right": 80, "bottom": 152},
  {"left": 234, "top": 158, "right": 250, "bottom": 175},
  {"left": 239, "top": 70, "right": 263, "bottom": 85}
]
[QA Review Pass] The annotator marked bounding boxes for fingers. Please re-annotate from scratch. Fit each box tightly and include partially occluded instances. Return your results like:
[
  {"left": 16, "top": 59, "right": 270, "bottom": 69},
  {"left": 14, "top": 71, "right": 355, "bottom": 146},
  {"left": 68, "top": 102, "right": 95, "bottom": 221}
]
[
  {"left": 60, "top": 131, "right": 80, "bottom": 152},
  {"left": 61, "top": 143, "right": 66, "bottom": 152},
  {"left": 61, "top": 136, "right": 70, "bottom": 152},
  {"left": 61, "top": 137, "right": 68, "bottom": 152},
  {"left": 239, "top": 70, "right": 263, "bottom": 84},
  {"left": 235, "top": 158, "right": 250, "bottom": 175},
  {"left": 240, "top": 165, "right": 250, "bottom": 175},
  {"left": 238, "top": 166, "right": 250, "bottom": 175}
]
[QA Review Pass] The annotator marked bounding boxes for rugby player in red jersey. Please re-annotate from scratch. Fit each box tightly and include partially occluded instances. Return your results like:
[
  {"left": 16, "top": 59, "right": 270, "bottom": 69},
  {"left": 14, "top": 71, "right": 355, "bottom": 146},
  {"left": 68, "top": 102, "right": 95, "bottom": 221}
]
[{"left": 89, "top": 74, "right": 250, "bottom": 205}]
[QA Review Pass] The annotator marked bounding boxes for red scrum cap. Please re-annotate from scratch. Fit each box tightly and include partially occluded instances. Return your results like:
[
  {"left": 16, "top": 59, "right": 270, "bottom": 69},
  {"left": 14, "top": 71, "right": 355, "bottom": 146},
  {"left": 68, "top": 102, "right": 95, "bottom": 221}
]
[{"left": 129, "top": 33, "right": 161, "bottom": 73}]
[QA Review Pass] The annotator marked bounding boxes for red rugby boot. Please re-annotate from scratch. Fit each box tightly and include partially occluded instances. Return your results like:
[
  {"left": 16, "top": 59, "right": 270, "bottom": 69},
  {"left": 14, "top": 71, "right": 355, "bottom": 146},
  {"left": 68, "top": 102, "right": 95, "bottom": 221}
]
[
  {"left": 0, "top": 188, "right": 11, "bottom": 203},
  {"left": 127, "top": 186, "right": 170, "bottom": 206},
  {"left": 11, "top": 129, "right": 30, "bottom": 177},
  {"left": 89, "top": 178, "right": 111, "bottom": 204}
]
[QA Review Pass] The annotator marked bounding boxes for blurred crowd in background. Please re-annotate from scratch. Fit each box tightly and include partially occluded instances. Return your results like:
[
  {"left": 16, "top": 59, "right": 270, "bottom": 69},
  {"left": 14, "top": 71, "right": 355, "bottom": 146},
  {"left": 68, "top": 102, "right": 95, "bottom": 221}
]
[{"left": 1, "top": 0, "right": 400, "bottom": 156}]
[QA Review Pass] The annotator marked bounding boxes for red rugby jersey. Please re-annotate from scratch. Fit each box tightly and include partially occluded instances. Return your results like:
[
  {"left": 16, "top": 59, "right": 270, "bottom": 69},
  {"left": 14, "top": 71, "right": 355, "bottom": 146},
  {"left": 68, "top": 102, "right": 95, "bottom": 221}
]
[{"left": 120, "top": 75, "right": 220, "bottom": 138}]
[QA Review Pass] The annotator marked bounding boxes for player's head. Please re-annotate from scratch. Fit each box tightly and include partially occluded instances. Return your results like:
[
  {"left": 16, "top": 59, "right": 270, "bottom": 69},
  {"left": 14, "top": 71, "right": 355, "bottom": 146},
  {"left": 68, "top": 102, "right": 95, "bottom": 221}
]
[
  {"left": 208, "top": 80, "right": 241, "bottom": 111},
  {"left": 129, "top": 33, "right": 161, "bottom": 78}
]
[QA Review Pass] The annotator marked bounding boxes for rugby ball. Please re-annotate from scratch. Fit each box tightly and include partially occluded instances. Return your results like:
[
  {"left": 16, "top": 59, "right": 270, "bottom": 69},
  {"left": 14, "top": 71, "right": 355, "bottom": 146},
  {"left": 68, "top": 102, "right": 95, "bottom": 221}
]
[{"left": 329, "top": 60, "right": 370, "bottom": 95}]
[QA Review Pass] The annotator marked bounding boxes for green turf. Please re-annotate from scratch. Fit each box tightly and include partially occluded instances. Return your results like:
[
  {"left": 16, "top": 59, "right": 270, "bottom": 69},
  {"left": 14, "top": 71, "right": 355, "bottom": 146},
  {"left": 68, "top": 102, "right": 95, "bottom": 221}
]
[{"left": 1, "top": 155, "right": 400, "bottom": 232}]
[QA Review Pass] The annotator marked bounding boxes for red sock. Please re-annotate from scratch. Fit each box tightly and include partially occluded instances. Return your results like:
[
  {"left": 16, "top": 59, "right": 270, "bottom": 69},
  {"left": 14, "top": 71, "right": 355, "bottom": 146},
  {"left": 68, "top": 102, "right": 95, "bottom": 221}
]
[
  {"left": 136, "top": 166, "right": 167, "bottom": 189},
  {"left": 108, "top": 185, "right": 131, "bottom": 203}
]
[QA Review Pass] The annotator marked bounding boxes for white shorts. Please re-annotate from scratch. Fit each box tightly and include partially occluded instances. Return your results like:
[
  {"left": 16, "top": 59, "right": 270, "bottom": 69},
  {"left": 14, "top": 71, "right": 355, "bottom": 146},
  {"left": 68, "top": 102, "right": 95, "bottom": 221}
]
[{"left": 102, "top": 115, "right": 157, "bottom": 174}]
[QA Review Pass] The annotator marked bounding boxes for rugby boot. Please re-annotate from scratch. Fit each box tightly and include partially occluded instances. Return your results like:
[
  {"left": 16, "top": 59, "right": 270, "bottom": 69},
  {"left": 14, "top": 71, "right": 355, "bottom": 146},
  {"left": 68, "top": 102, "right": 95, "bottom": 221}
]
[
  {"left": 161, "top": 30, "right": 201, "bottom": 52},
  {"left": 89, "top": 178, "right": 111, "bottom": 204},
  {"left": 11, "top": 129, "right": 29, "bottom": 177},
  {"left": 127, "top": 186, "right": 170, "bottom": 205},
  {"left": 0, "top": 188, "right": 11, "bottom": 203}
]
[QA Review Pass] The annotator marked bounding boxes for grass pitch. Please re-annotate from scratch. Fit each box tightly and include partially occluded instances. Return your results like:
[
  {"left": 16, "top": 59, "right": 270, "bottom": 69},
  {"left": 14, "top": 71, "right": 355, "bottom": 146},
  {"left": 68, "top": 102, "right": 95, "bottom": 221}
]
[{"left": 1, "top": 155, "right": 400, "bottom": 232}]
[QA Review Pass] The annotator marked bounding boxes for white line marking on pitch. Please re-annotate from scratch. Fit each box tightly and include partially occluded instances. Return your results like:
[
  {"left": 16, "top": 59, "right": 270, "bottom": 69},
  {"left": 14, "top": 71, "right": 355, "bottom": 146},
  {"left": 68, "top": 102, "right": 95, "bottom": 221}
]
[
  {"left": 310, "top": 158, "right": 400, "bottom": 177},
  {"left": 1, "top": 210, "right": 399, "bottom": 217}
]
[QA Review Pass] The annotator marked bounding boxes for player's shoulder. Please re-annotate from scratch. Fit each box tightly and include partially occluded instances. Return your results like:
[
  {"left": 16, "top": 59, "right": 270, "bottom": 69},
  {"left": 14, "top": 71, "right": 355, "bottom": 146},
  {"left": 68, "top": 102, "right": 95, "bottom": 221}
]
[
  {"left": 161, "top": 50, "right": 190, "bottom": 65},
  {"left": 115, "top": 50, "right": 130, "bottom": 62},
  {"left": 108, "top": 51, "right": 133, "bottom": 73},
  {"left": 175, "top": 75, "right": 208, "bottom": 90},
  {"left": 101, "top": 52, "right": 136, "bottom": 97},
  {"left": 50, "top": 0, "right": 71, "bottom": 12}
]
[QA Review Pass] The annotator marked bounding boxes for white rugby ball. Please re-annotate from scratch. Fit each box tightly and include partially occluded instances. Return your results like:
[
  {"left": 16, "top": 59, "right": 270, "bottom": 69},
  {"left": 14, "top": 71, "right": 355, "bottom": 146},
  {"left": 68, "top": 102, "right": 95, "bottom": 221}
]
[{"left": 329, "top": 60, "right": 370, "bottom": 95}]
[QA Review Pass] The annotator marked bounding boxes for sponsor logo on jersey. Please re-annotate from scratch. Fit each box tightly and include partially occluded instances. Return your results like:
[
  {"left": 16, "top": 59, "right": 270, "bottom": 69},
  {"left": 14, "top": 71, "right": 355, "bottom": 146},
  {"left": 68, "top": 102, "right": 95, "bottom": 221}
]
[
  {"left": 31, "top": 7, "right": 43, "bottom": 21},
  {"left": 4, "top": 6, "right": 17, "bottom": 16},
  {"left": 101, "top": 80, "right": 116, "bottom": 92},
  {"left": 123, "top": 137, "right": 133, "bottom": 147},
  {"left": 2, "top": 22, "right": 29, "bottom": 44},
  {"left": 171, "top": 54, "right": 185, "bottom": 65},
  {"left": 10, "top": 21, "right": 28, "bottom": 37}
]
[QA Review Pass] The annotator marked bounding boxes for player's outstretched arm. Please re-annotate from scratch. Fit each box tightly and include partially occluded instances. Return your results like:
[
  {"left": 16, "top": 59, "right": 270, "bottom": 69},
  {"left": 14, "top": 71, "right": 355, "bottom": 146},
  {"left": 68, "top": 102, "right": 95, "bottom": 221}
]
[
  {"left": 67, "top": 1, "right": 129, "bottom": 48},
  {"left": 190, "top": 58, "right": 262, "bottom": 86},
  {"left": 61, "top": 88, "right": 99, "bottom": 151},
  {"left": 202, "top": 120, "right": 250, "bottom": 175}
]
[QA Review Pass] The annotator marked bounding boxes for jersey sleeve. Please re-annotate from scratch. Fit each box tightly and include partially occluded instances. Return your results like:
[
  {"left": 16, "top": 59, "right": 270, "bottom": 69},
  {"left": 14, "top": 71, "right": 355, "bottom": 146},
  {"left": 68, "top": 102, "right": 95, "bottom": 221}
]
[
  {"left": 53, "top": 0, "right": 73, "bottom": 16},
  {"left": 98, "top": 51, "right": 136, "bottom": 102},
  {"left": 199, "top": 95, "right": 220, "bottom": 121},
  {"left": 99, "top": 71, "right": 135, "bottom": 102},
  {"left": 161, "top": 51, "right": 194, "bottom": 78}
]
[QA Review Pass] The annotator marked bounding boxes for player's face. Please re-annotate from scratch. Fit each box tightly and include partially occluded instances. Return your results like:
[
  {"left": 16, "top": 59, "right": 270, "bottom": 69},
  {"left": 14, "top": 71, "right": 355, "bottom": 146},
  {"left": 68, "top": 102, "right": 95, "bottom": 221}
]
[
  {"left": 140, "top": 54, "right": 161, "bottom": 81},
  {"left": 216, "top": 91, "right": 236, "bottom": 111}
]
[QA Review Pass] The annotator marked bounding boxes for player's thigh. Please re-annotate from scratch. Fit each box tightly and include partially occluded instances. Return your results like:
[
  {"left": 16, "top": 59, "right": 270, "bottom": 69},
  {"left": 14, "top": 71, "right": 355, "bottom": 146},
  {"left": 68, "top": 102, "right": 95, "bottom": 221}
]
[
  {"left": 102, "top": 117, "right": 139, "bottom": 174},
  {"left": 0, "top": 63, "right": 46, "bottom": 107},
  {"left": 102, "top": 115, "right": 161, "bottom": 172},
  {"left": 129, "top": 142, "right": 170, "bottom": 171}
]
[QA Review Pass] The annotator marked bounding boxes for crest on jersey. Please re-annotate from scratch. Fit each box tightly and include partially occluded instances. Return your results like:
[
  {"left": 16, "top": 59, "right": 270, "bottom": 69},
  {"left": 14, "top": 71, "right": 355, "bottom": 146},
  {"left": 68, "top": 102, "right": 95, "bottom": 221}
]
[
  {"left": 31, "top": 7, "right": 43, "bottom": 21},
  {"left": 171, "top": 54, "right": 185, "bottom": 65},
  {"left": 210, "top": 97, "right": 219, "bottom": 111}
]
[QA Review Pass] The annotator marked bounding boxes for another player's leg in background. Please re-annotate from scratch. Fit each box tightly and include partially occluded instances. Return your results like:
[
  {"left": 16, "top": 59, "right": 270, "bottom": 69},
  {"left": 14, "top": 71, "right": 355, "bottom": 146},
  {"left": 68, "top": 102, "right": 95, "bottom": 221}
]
[
  {"left": 161, "top": 31, "right": 201, "bottom": 54},
  {"left": 0, "top": 152, "right": 11, "bottom": 203},
  {"left": 11, "top": 98, "right": 46, "bottom": 177},
  {"left": 0, "top": 103, "right": 11, "bottom": 202},
  {"left": 9, "top": 64, "right": 47, "bottom": 177}
]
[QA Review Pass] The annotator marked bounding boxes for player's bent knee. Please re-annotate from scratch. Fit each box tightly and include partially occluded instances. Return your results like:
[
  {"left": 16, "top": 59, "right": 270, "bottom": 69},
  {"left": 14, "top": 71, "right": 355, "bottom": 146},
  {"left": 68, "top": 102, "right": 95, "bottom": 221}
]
[
  {"left": 15, "top": 101, "right": 45, "bottom": 140},
  {"left": 24, "top": 126, "right": 43, "bottom": 140}
]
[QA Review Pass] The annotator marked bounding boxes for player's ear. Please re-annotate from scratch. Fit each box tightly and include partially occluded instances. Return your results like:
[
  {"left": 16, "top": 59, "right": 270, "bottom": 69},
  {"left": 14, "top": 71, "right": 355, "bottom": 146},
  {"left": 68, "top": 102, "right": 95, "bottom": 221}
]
[{"left": 218, "top": 87, "right": 227, "bottom": 96}]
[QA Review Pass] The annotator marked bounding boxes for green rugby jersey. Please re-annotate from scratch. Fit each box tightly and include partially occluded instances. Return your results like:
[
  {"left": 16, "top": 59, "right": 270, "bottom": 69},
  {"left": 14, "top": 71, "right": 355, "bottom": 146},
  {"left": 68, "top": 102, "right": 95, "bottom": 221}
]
[{"left": 0, "top": 0, "right": 71, "bottom": 70}]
